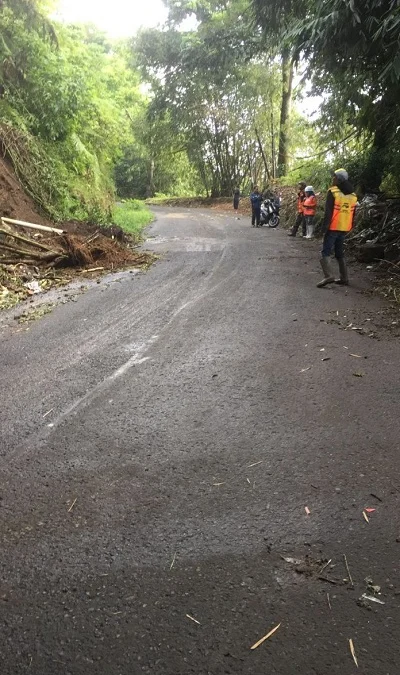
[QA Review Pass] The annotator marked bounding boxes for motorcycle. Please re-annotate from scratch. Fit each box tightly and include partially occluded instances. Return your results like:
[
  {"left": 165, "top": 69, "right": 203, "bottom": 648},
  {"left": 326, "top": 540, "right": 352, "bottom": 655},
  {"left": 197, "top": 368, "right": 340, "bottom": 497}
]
[{"left": 260, "top": 197, "right": 280, "bottom": 228}]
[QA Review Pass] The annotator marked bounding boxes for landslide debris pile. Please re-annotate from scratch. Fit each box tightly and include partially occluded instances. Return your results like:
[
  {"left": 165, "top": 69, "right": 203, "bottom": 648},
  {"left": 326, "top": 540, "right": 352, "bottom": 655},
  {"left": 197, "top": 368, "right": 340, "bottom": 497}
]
[
  {"left": 0, "top": 218, "right": 152, "bottom": 269},
  {"left": 0, "top": 154, "right": 155, "bottom": 309},
  {"left": 0, "top": 218, "right": 153, "bottom": 309}
]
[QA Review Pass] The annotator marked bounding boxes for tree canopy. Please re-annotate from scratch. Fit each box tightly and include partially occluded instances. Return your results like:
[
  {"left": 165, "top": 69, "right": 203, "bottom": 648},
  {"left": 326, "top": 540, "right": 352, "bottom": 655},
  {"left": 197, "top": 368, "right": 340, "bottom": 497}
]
[{"left": 0, "top": 0, "right": 399, "bottom": 219}]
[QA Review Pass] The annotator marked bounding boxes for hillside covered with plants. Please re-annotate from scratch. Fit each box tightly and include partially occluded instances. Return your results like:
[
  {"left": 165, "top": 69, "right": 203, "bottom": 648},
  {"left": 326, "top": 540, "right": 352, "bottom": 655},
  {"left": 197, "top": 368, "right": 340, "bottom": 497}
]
[{"left": 1, "top": 0, "right": 400, "bottom": 222}]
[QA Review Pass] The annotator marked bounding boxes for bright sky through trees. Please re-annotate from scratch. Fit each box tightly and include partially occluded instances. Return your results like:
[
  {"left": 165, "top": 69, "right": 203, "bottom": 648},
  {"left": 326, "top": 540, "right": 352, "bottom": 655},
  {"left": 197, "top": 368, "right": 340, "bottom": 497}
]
[{"left": 55, "top": 0, "right": 168, "bottom": 36}]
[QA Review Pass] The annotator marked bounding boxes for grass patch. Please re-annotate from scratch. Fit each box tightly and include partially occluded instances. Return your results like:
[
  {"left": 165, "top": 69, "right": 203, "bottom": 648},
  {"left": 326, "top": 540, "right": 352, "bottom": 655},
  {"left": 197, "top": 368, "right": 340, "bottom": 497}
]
[{"left": 113, "top": 200, "right": 153, "bottom": 239}]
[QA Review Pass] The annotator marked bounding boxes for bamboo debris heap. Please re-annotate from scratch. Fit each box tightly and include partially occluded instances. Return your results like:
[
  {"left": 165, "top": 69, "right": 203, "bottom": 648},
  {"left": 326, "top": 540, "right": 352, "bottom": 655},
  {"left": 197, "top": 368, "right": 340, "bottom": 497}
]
[
  {"left": 0, "top": 216, "right": 152, "bottom": 270},
  {"left": 0, "top": 217, "right": 65, "bottom": 266},
  {"left": 348, "top": 196, "right": 400, "bottom": 263}
]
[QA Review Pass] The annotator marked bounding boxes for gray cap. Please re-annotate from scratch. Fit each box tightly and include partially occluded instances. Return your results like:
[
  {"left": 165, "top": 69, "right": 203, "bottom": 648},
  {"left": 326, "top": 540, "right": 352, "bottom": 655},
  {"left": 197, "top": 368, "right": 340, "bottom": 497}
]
[
  {"left": 334, "top": 168, "right": 349, "bottom": 182},
  {"left": 305, "top": 185, "right": 314, "bottom": 193}
]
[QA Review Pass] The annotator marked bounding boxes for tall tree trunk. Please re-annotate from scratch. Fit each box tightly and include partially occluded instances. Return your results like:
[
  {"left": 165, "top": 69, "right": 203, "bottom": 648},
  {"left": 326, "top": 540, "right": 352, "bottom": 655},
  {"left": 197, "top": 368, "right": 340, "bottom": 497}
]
[
  {"left": 271, "top": 109, "right": 276, "bottom": 179},
  {"left": 146, "top": 158, "right": 155, "bottom": 198},
  {"left": 278, "top": 49, "right": 294, "bottom": 177},
  {"left": 255, "top": 127, "right": 271, "bottom": 182}
]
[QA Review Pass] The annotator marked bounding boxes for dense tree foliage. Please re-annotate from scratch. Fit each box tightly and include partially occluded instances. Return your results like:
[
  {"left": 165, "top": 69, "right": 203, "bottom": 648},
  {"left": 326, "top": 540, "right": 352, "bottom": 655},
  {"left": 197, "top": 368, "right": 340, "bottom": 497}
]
[
  {"left": 0, "top": 0, "right": 146, "bottom": 219},
  {"left": 134, "top": 1, "right": 312, "bottom": 195},
  {"left": 253, "top": 0, "right": 400, "bottom": 191},
  {"left": 1, "top": 0, "right": 399, "bottom": 219}
]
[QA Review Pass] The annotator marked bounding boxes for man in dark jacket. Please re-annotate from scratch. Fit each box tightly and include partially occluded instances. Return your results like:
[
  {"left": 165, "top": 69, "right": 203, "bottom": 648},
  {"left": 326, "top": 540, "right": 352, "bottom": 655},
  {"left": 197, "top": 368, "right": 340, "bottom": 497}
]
[
  {"left": 317, "top": 168, "right": 358, "bottom": 287},
  {"left": 250, "top": 186, "right": 262, "bottom": 227},
  {"left": 233, "top": 187, "right": 240, "bottom": 210}
]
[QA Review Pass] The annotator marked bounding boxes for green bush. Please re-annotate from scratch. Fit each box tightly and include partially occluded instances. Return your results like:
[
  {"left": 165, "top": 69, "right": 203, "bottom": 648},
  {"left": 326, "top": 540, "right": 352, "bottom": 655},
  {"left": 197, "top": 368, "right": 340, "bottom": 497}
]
[{"left": 112, "top": 200, "right": 154, "bottom": 239}]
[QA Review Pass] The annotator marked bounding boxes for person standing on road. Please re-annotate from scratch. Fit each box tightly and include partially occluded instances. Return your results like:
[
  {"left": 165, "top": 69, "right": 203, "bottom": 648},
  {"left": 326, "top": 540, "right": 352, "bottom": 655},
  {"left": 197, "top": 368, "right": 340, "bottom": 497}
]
[
  {"left": 303, "top": 186, "right": 317, "bottom": 239},
  {"left": 317, "top": 168, "right": 358, "bottom": 287},
  {"left": 250, "top": 185, "right": 262, "bottom": 227},
  {"left": 233, "top": 187, "right": 240, "bottom": 211},
  {"left": 288, "top": 181, "right": 307, "bottom": 237}
]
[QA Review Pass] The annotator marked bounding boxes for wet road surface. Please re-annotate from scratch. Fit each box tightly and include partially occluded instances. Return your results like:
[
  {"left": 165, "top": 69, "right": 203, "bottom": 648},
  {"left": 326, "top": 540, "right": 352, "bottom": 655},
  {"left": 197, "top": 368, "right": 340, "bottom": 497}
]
[{"left": 0, "top": 206, "right": 399, "bottom": 674}]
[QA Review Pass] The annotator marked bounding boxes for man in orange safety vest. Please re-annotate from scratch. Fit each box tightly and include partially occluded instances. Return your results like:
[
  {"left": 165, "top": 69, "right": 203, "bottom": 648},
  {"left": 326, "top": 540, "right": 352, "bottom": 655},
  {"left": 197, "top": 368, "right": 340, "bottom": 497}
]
[
  {"left": 288, "top": 181, "right": 307, "bottom": 237},
  {"left": 317, "top": 168, "right": 358, "bottom": 287}
]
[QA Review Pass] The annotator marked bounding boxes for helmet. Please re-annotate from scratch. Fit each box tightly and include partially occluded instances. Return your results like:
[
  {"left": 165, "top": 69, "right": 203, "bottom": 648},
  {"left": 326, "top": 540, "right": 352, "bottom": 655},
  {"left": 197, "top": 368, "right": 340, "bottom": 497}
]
[
  {"left": 305, "top": 185, "right": 314, "bottom": 193},
  {"left": 298, "top": 181, "right": 307, "bottom": 188},
  {"left": 333, "top": 168, "right": 348, "bottom": 182}
]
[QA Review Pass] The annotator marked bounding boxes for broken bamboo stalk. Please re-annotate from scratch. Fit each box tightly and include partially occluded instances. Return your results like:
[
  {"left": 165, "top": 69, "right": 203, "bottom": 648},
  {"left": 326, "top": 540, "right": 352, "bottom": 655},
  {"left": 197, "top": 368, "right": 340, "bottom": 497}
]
[
  {"left": 0, "top": 242, "right": 59, "bottom": 260},
  {"left": 80, "top": 267, "right": 105, "bottom": 273},
  {"left": 1, "top": 217, "right": 64, "bottom": 235},
  {"left": 0, "top": 258, "right": 39, "bottom": 265},
  {"left": 0, "top": 228, "right": 56, "bottom": 252}
]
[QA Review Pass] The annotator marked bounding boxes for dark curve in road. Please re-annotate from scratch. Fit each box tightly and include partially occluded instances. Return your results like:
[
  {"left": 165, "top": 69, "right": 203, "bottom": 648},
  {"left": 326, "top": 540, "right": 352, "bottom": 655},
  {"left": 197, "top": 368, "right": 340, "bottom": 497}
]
[{"left": 0, "top": 206, "right": 399, "bottom": 674}]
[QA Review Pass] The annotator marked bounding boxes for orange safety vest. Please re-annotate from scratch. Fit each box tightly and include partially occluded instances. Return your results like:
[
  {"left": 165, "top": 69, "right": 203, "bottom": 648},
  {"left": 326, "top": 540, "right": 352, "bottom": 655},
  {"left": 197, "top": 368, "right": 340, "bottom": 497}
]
[
  {"left": 328, "top": 186, "right": 357, "bottom": 232},
  {"left": 303, "top": 195, "right": 317, "bottom": 216},
  {"left": 297, "top": 191, "right": 305, "bottom": 213}
]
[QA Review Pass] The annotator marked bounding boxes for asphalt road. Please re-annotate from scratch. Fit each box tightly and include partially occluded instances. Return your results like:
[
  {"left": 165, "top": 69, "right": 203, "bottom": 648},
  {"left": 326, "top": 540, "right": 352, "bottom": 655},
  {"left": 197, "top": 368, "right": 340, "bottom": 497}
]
[{"left": 1, "top": 206, "right": 399, "bottom": 675}]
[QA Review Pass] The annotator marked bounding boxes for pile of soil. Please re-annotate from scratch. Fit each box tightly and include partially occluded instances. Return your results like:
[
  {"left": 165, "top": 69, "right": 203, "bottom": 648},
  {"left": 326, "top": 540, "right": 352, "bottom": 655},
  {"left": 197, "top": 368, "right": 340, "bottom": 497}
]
[{"left": 0, "top": 156, "right": 53, "bottom": 227}]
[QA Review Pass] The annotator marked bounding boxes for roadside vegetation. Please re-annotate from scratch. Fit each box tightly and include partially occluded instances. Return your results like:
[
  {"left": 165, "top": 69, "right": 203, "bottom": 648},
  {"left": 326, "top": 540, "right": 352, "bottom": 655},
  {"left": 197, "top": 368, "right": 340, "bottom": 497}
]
[{"left": 113, "top": 201, "right": 154, "bottom": 239}]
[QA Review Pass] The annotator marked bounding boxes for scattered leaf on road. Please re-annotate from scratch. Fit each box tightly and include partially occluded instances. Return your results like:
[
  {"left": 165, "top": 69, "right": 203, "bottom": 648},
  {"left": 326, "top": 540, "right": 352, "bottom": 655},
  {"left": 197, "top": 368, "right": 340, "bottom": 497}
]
[
  {"left": 186, "top": 614, "right": 200, "bottom": 625},
  {"left": 363, "top": 510, "right": 369, "bottom": 523},
  {"left": 282, "top": 556, "right": 302, "bottom": 565},
  {"left": 305, "top": 506, "right": 311, "bottom": 515}
]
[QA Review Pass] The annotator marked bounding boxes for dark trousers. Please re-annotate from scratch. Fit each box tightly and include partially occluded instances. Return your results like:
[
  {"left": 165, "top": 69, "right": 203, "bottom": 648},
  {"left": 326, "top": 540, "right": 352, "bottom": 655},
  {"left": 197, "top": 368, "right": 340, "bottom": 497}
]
[
  {"left": 233, "top": 197, "right": 239, "bottom": 210},
  {"left": 251, "top": 207, "right": 261, "bottom": 227},
  {"left": 322, "top": 230, "right": 346, "bottom": 258},
  {"left": 292, "top": 212, "right": 306, "bottom": 236}
]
